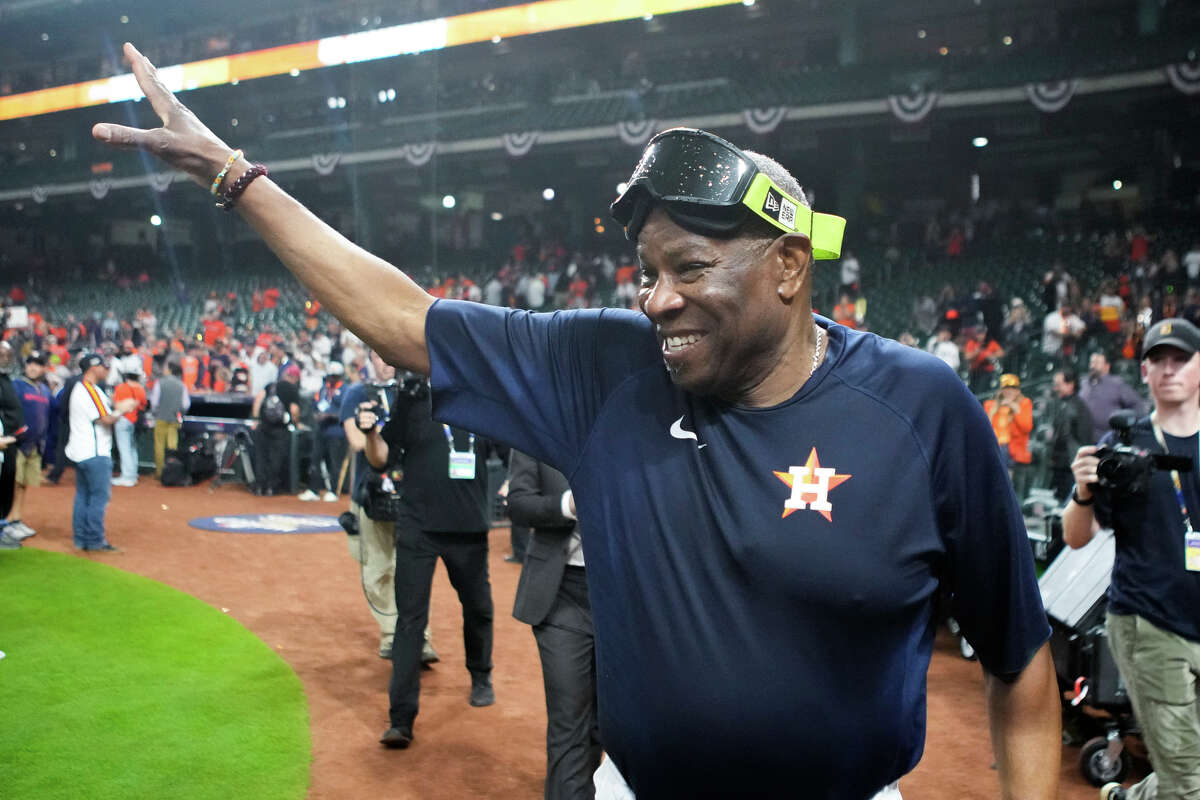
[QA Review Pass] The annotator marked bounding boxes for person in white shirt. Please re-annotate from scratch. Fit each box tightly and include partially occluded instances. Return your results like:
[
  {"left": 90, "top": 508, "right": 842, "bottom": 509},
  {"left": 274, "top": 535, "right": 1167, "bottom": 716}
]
[
  {"left": 926, "top": 327, "right": 961, "bottom": 371},
  {"left": 66, "top": 354, "right": 137, "bottom": 552},
  {"left": 839, "top": 250, "right": 861, "bottom": 297},
  {"left": 1184, "top": 241, "right": 1200, "bottom": 282},
  {"left": 1042, "top": 303, "right": 1087, "bottom": 357},
  {"left": 249, "top": 348, "right": 278, "bottom": 396}
]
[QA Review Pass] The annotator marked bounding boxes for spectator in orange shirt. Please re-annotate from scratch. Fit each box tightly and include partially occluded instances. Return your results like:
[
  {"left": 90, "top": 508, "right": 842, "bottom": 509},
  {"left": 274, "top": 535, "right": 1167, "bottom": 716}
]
[
  {"left": 263, "top": 286, "right": 281, "bottom": 309},
  {"left": 983, "top": 374, "right": 1034, "bottom": 502},
  {"left": 964, "top": 327, "right": 1005, "bottom": 395},
  {"left": 112, "top": 370, "right": 147, "bottom": 487},
  {"left": 832, "top": 293, "right": 858, "bottom": 330}
]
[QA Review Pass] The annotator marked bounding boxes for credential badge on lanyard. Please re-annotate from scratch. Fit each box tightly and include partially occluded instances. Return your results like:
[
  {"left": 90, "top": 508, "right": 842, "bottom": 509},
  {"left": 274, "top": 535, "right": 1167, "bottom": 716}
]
[
  {"left": 444, "top": 424, "right": 476, "bottom": 480},
  {"left": 1151, "top": 418, "right": 1200, "bottom": 572}
]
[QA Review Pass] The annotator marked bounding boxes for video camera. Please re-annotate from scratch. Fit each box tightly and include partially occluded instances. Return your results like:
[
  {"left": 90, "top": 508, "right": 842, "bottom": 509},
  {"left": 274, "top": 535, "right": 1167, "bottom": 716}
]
[
  {"left": 1092, "top": 410, "right": 1191, "bottom": 495},
  {"left": 359, "top": 372, "right": 429, "bottom": 427}
]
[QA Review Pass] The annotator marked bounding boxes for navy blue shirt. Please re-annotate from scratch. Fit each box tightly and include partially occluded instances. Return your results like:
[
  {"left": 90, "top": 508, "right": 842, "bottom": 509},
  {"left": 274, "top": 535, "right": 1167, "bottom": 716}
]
[
  {"left": 13, "top": 376, "right": 51, "bottom": 454},
  {"left": 1094, "top": 419, "right": 1200, "bottom": 643},
  {"left": 426, "top": 300, "right": 1049, "bottom": 798},
  {"left": 339, "top": 381, "right": 390, "bottom": 501}
]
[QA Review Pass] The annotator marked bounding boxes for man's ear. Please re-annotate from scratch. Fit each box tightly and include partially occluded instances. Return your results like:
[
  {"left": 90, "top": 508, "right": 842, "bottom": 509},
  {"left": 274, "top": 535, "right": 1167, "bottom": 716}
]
[{"left": 774, "top": 233, "right": 813, "bottom": 302}]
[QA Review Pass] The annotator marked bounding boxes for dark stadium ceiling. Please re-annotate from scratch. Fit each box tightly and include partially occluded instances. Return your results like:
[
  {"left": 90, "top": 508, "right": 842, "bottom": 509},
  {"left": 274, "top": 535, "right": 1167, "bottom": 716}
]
[{"left": 1, "top": 0, "right": 1197, "bottom": 217}]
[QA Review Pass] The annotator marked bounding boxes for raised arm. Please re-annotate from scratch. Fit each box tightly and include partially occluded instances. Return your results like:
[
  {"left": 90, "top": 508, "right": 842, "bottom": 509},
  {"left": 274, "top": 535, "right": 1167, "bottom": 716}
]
[{"left": 92, "top": 43, "right": 433, "bottom": 373}]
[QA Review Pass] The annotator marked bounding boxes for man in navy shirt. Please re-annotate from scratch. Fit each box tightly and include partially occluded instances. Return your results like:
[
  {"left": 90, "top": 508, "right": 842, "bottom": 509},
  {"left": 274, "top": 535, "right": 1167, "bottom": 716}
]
[
  {"left": 7, "top": 351, "right": 52, "bottom": 540},
  {"left": 1064, "top": 319, "right": 1200, "bottom": 800},
  {"left": 98, "top": 47, "right": 1059, "bottom": 799}
]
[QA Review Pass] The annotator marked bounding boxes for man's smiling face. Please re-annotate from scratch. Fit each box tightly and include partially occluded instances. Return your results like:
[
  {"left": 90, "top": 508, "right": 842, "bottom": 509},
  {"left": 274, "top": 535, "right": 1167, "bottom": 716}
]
[{"left": 636, "top": 208, "right": 794, "bottom": 403}]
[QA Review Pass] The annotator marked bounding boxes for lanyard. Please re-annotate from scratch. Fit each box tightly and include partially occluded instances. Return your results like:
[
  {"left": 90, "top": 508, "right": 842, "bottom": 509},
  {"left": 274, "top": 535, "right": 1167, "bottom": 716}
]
[
  {"left": 1149, "top": 415, "right": 1199, "bottom": 533},
  {"left": 442, "top": 424, "right": 475, "bottom": 455}
]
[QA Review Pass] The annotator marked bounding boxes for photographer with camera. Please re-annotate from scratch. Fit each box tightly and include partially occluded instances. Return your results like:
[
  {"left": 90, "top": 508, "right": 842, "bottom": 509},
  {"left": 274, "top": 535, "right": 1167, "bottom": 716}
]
[
  {"left": 1063, "top": 318, "right": 1200, "bottom": 800},
  {"left": 340, "top": 351, "right": 434, "bottom": 665},
  {"left": 365, "top": 372, "right": 501, "bottom": 750}
]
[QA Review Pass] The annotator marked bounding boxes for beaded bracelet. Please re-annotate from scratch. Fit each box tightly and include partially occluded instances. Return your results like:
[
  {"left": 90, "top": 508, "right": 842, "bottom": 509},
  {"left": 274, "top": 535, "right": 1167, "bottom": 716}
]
[
  {"left": 216, "top": 164, "right": 268, "bottom": 211},
  {"left": 209, "top": 149, "right": 244, "bottom": 195}
]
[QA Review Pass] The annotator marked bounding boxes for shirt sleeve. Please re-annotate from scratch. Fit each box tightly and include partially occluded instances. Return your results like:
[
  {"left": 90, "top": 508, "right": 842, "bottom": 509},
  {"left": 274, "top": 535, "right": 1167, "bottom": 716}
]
[
  {"left": 425, "top": 299, "right": 659, "bottom": 475},
  {"left": 73, "top": 382, "right": 110, "bottom": 423},
  {"left": 339, "top": 383, "right": 366, "bottom": 423},
  {"left": 930, "top": 374, "right": 1051, "bottom": 676}
]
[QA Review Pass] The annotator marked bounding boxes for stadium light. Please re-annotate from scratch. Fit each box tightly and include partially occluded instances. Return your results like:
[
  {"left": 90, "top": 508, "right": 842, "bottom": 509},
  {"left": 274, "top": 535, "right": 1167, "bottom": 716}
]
[
  {"left": 150, "top": 214, "right": 162, "bottom": 226},
  {"left": 741, "top": 0, "right": 754, "bottom": 6},
  {"left": 120, "top": 15, "right": 129, "bottom": 23},
  {"left": 387, "top": 88, "right": 396, "bottom": 101},
  {"left": 972, "top": 136, "right": 988, "bottom": 148},
  {"left": 617, "top": 182, "right": 628, "bottom": 195},
  {"left": 290, "top": 68, "right": 301, "bottom": 77},
  {"left": 1112, "top": 180, "right": 1123, "bottom": 190},
  {"left": 442, "top": 194, "right": 456, "bottom": 209},
  {"left": 327, "top": 97, "right": 338, "bottom": 109},
  {"left": 1002, "top": 35, "right": 1013, "bottom": 46},
  {"left": 542, "top": 188, "right": 556, "bottom": 201},
  {"left": 492, "top": 35, "right": 502, "bottom": 43},
  {"left": 378, "top": 90, "right": 387, "bottom": 103},
  {"left": 490, "top": 212, "right": 504, "bottom": 221}
]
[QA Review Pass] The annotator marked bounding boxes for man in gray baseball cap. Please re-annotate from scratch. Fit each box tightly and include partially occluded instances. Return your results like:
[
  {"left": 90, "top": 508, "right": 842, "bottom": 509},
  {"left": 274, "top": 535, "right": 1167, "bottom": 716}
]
[
  {"left": 1064, "top": 316, "right": 1200, "bottom": 800},
  {"left": 1142, "top": 317, "right": 1200, "bottom": 357}
]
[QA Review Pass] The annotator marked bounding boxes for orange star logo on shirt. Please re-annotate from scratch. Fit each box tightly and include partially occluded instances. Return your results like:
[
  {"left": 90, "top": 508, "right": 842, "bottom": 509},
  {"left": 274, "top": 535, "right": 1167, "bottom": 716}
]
[{"left": 773, "top": 448, "right": 852, "bottom": 522}]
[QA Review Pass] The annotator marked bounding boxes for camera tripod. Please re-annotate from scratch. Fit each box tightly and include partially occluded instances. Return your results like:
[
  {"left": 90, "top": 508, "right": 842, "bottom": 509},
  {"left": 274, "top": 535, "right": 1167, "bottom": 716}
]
[{"left": 210, "top": 429, "right": 256, "bottom": 492}]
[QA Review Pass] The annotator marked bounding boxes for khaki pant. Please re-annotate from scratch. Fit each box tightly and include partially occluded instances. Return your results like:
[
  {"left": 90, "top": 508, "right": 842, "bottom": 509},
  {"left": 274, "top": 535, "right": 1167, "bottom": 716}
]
[
  {"left": 153, "top": 420, "right": 180, "bottom": 478},
  {"left": 348, "top": 503, "right": 432, "bottom": 650},
  {"left": 1106, "top": 612, "right": 1200, "bottom": 799}
]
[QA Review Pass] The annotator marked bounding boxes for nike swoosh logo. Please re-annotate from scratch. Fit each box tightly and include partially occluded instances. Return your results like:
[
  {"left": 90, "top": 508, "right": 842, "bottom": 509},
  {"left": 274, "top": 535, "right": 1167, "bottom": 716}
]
[{"left": 670, "top": 416, "right": 706, "bottom": 448}]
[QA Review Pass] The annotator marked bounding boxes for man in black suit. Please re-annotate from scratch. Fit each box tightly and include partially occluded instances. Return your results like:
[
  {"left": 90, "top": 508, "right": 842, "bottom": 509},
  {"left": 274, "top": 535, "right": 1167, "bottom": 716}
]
[{"left": 509, "top": 450, "right": 601, "bottom": 800}]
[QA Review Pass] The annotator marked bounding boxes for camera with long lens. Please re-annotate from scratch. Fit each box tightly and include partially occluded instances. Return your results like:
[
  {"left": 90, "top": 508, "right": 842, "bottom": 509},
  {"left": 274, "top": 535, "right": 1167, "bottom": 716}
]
[{"left": 1092, "top": 410, "right": 1191, "bottom": 495}]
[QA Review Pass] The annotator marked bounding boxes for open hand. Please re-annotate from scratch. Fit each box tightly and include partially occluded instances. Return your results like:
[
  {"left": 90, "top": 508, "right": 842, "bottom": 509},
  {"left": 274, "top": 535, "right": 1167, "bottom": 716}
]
[{"left": 91, "top": 42, "right": 232, "bottom": 188}]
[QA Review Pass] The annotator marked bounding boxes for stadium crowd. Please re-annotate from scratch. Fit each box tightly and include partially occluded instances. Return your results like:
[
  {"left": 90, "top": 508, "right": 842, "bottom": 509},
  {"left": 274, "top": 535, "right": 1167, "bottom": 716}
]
[{"left": 0, "top": 215, "right": 1194, "bottom": 547}]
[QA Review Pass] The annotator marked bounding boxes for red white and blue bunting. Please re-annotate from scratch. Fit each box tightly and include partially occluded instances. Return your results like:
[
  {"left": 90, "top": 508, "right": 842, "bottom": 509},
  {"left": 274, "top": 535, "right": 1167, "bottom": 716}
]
[
  {"left": 311, "top": 152, "right": 341, "bottom": 176},
  {"left": 616, "top": 119, "right": 658, "bottom": 146},
  {"left": 1025, "top": 80, "right": 1078, "bottom": 113},
  {"left": 887, "top": 89, "right": 938, "bottom": 124},
  {"left": 148, "top": 172, "right": 174, "bottom": 193},
  {"left": 743, "top": 107, "right": 788, "bottom": 135},
  {"left": 1165, "top": 62, "right": 1200, "bottom": 95},
  {"left": 501, "top": 131, "right": 539, "bottom": 157},
  {"left": 402, "top": 142, "right": 435, "bottom": 167}
]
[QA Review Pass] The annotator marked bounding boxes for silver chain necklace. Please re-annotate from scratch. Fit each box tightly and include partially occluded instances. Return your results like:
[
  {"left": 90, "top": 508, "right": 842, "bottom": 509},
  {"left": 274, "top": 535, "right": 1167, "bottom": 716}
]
[{"left": 811, "top": 323, "right": 825, "bottom": 377}]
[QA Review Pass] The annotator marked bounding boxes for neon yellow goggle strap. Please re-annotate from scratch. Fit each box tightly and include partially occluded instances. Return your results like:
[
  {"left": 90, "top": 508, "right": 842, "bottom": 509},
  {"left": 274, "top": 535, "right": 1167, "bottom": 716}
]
[{"left": 741, "top": 173, "right": 846, "bottom": 260}]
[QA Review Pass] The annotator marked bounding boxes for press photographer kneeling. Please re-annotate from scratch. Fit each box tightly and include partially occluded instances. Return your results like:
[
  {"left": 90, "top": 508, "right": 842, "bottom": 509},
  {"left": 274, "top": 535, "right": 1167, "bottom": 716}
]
[{"left": 1062, "top": 318, "right": 1200, "bottom": 800}]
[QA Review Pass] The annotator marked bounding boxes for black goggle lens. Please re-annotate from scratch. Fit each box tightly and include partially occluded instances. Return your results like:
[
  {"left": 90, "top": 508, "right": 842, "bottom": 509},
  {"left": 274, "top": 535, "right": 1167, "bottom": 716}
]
[{"left": 612, "top": 130, "right": 755, "bottom": 226}]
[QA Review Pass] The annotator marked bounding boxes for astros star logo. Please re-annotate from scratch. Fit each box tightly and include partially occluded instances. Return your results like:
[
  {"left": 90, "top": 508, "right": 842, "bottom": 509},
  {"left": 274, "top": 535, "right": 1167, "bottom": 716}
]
[{"left": 773, "top": 448, "right": 852, "bottom": 522}]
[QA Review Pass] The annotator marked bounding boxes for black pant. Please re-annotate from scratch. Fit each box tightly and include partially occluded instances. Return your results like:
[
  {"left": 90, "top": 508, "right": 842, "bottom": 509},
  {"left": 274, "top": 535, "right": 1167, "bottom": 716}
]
[
  {"left": 46, "top": 431, "right": 70, "bottom": 481},
  {"left": 0, "top": 454, "right": 16, "bottom": 518},
  {"left": 388, "top": 527, "right": 493, "bottom": 729},
  {"left": 1051, "top": 466, "right": 1075, "bottom": 503},
  {"left": 253, "top": 424, "right": 289, "bottom": 492},
  {"left": 307, "top": 432, "right": 348, "bottom": 493},
  {"left": 533, "top": 567, "right": 601, "bottom": 800}
]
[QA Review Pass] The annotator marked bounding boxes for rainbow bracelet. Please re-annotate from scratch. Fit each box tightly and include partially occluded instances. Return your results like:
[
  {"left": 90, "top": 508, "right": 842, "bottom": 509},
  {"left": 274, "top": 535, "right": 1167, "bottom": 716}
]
[{"left": 209, "top": 149, "right": 244, "bottom": 195}]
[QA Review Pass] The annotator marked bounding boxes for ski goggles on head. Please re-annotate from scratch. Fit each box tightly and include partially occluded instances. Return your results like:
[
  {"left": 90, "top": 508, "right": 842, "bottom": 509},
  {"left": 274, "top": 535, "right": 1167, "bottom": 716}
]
[{"left": 610, "top": 128, "right": 846, "bottom": 260}]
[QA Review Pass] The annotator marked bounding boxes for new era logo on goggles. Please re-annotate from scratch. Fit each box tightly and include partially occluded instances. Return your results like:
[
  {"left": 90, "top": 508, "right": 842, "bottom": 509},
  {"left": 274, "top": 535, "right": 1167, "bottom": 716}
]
[{"left": 610, "top": 128, "right": 846, "bottom": 260}]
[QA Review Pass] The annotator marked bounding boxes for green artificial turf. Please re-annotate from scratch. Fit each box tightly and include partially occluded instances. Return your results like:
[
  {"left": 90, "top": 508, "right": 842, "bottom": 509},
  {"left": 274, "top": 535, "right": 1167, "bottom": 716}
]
[{"left": 0, "top": 549, "right": 310, "bottom": 800}]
